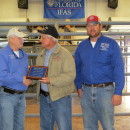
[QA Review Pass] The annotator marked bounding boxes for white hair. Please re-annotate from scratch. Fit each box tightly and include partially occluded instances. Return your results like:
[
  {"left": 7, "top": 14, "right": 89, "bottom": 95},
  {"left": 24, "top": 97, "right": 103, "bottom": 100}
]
[{"left": 7, "top": 35, "right": 14, "bottom": 40}]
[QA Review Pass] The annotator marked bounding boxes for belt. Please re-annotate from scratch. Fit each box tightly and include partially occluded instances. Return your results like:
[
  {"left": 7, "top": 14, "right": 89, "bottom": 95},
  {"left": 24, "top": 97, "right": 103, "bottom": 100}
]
[
  {"left": 40, "top": 89, "right": 49, "bottom": 97},
  {"left": 2, "top": 86, "right": 25, "bottom": 94},
  {"left": 83, "top": 82, "right": 113, "bottom": 88}
]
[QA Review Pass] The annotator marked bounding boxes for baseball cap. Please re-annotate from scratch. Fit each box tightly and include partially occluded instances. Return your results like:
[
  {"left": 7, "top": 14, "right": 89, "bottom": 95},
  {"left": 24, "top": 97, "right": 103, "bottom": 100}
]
[
  {"left": 38, "top": 25, "right": 59, "bottom": 39},
  {"left": 86, "top": 15, "right": 101, "bottom": 24},
  {"left": 7, "top": 28, "right": 27, "bottom": 38}
]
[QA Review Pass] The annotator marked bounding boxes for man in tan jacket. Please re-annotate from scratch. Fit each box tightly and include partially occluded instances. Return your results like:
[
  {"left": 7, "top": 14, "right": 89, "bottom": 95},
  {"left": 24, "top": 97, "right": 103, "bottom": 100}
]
[{"left": 36, "top": 25, "right": 76, "bottom": 130}]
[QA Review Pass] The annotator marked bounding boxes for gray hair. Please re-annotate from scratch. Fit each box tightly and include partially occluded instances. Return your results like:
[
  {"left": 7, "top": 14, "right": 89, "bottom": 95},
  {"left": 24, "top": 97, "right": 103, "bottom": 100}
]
[
  {"left": 46, "top": 34, "right": 58, "bottom": 43},
  {"left": 7, "top": 35, "right": 16, "bottom": 41}
]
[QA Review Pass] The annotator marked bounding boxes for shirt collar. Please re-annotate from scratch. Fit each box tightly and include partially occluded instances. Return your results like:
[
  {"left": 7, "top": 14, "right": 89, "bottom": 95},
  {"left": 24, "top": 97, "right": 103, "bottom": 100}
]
[
  {"left": 88, "top": 33, "right": 103, "bottom": 41},
  {"left": 46, "top": 43, "right": 57, "bottom": 53}
]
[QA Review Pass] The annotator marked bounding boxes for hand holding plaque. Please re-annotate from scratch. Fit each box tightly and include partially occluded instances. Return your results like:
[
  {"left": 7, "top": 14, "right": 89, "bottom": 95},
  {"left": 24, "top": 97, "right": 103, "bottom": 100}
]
[{"left": 26, "top": 66, "right": 48, "bottom": 80}]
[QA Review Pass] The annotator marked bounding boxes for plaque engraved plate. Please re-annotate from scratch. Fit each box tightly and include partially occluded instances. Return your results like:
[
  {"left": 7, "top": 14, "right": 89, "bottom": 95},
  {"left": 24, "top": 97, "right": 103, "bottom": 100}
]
[{"left": 26, "top": 66, "right": 48, "bottom": 80}]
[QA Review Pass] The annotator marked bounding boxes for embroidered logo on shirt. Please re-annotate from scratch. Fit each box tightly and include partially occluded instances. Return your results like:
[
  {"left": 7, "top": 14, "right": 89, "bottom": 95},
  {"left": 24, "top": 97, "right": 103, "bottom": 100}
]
[
  {"left": 9, "top": 54, "right": 15, "bottom": 59},
  {"left": 100, "top": 43, "right": 109, "bottom": 51},
  {"left": 52, "top": 56, "right": 61, "bottom": 60}
]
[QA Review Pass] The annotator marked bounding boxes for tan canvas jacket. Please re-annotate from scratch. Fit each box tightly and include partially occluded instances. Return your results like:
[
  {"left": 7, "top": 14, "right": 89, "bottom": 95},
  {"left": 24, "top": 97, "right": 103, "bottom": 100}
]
[{"left": 36, "top": 44, "right": 76, "bottom": 101}]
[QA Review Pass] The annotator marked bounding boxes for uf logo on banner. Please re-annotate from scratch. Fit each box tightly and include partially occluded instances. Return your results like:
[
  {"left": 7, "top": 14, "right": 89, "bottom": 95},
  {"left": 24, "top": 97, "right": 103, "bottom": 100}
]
[
  {"left": 47, "top": 0, "right": 54, "bottom": 7},
  {"left": 44, "top": 0, "right": 85, "bottom": 19}
]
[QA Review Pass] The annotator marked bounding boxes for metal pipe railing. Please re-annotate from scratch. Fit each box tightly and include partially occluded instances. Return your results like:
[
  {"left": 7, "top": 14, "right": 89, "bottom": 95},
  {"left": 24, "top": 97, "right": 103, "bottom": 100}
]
[
  {"left": 0, "top": 21, "right": 130, "bottom": 26},
  {"left": 25, "top": 112, "right": 130, "bottom": 117},
  {"left": 0, "top": 22, "right": 55, "bottom": 26},
  {"left": 1, "top": 32, "right": 130, "bottom": 37}
]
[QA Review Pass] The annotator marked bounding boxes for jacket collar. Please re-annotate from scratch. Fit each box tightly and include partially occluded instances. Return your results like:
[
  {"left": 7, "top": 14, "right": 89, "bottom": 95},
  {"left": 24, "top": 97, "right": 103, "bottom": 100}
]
[{"left": 53, "top": 43, "right": 61, "bottom": 54}]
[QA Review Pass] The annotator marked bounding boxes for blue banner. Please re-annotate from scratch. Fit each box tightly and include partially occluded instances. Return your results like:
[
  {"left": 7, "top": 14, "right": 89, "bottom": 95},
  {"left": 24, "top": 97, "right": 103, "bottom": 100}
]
[{"left": 44, "top": 0, "right": 85, "bottom": 19}]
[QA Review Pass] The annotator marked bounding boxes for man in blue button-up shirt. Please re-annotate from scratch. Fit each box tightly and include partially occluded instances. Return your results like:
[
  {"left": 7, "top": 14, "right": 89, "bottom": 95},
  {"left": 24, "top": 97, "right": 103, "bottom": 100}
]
[
  {"left": 75, "top": 15, "right": 125, "bottom": 130},
  {"left": 0, "top": 28, "right": 32, "bottom": 130}
]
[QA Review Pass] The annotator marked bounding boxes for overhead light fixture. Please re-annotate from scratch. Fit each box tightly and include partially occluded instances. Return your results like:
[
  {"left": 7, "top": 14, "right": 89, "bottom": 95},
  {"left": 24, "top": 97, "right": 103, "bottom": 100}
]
[
  {"left": 110, "top": 25, "right": 130, "bottom": 30},
  {"left": 108, "top": 17, "right": 130, "bottom": 32}
]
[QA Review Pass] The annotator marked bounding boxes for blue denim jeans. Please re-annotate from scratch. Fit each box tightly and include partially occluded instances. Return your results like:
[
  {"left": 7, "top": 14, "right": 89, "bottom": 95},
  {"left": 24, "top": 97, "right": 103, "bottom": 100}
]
[
  {"left": 0, "top": 88, "right": 26, "bottom": 130},
  {"left": 40, "top": 94, "right": 72, "bottom": 130},
  {"left": 81, "top": 85, "right": 115, "bottom": 130}
]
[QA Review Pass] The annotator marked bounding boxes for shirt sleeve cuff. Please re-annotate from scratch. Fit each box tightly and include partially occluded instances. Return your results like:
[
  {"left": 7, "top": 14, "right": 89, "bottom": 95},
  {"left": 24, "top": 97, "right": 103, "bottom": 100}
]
[{"left": 114, "top": 90, "right": 122, "bottom": 96}]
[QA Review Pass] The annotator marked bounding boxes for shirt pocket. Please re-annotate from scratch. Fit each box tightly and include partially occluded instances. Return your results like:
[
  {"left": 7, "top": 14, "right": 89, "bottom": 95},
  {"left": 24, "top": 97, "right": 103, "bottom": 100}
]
[{"left": 95, "top": 50, "right": 110, "bottom": 64}]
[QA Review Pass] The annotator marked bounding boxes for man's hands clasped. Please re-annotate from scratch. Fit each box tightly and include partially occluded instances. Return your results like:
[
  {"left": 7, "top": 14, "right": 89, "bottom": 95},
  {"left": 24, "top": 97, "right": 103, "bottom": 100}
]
[{"left": 23, "top": 76, "right": 32, "bottom": 87}]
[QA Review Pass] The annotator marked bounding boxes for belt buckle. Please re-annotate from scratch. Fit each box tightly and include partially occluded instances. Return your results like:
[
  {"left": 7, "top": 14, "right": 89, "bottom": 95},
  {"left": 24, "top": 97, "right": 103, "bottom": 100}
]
[
  {"left": 92, "top": 84, "right": 96, "bottom": 88},
  {"left": 45, "top": 92, "right": 49, "bottom": 96},
  {"left": 102, "top": 84, "right": 105, "bottom": 87},
  {"left": 16, "top": 91, "right": 24, "bottom": 94}
]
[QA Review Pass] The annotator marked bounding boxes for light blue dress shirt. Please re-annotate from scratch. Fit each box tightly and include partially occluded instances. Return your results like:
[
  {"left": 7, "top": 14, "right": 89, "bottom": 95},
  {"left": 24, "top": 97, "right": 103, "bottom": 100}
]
[{"left": 41, "top": 44, "right": 57, "bottom": 92}]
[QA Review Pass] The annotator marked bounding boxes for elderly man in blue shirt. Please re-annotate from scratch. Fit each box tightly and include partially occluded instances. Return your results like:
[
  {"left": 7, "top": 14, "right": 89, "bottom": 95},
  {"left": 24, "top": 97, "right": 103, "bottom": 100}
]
[
  {"left": 75, "top": 15, "right": 125, "bottom": 130},
  {"left": 0, "top": 28, "right": 32, "bottom": 130}
]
